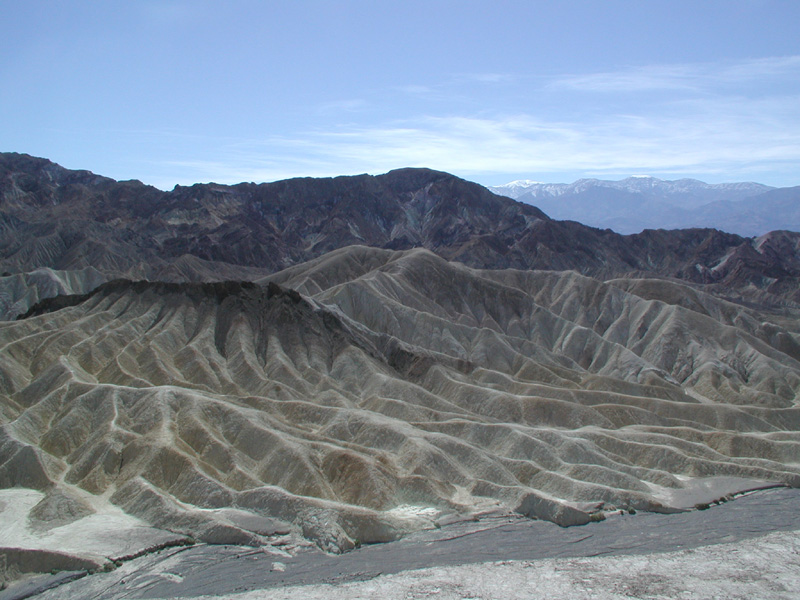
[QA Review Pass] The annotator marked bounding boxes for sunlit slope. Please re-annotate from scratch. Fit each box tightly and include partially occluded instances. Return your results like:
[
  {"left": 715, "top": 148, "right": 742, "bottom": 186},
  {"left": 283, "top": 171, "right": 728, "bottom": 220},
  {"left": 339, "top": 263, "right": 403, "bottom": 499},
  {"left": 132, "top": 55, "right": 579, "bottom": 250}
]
[
  {"left": 0, "top": 266, "right": 106, "bottom": 320},
  {"left": 273, "top": 246, "right": 800, "bottom": 406},
  {"left": 2, "top": 247, "right": 800, "bottom": 554}
]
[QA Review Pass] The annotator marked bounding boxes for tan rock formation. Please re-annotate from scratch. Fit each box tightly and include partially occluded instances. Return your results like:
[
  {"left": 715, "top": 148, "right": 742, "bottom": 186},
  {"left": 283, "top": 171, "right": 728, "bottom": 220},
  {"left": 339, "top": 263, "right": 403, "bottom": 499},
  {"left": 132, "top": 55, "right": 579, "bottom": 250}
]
[{"left": 1, "top": 246, "right": 799, "bottom": 566}]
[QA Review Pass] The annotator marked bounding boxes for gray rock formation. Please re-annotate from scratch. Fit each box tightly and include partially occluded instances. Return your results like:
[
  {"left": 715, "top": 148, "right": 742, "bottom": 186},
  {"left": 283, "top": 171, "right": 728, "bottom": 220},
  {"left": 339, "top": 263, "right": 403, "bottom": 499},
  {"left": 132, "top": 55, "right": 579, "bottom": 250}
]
[
  {"left": 2, "top": 154, "right": 800, "bottom": 578},
  {"left": 2, "top": 247, "right": 799, "bottom": 569}
]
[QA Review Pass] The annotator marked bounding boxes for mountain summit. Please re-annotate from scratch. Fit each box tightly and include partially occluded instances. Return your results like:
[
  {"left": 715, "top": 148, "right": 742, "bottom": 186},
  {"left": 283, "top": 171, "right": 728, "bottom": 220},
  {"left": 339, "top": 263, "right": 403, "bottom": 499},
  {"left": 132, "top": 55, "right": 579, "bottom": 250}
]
[{"left": 2, "top": 153, "right": 799, "bottom": 318}]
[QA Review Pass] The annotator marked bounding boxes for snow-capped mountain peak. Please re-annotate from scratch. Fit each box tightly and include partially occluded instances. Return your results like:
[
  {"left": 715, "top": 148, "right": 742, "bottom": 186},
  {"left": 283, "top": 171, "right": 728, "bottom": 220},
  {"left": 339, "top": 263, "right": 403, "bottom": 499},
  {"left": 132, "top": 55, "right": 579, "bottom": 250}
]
[
  {"left": 490, "top": 180, "right": 544, "bottom": 196},
  {"left": 488, "top": 176, "right": 773, "bottom": 200},
  {"left": 486, "top": 175, "right": 790, "bottom": 236}
]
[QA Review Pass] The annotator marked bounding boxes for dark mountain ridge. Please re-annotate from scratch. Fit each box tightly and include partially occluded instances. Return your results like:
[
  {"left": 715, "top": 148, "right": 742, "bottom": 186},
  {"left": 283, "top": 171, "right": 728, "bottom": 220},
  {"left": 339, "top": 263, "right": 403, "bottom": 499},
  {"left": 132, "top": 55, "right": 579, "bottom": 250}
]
[{"left": 2, "top": 152, "right": 800, "bottom": 311}]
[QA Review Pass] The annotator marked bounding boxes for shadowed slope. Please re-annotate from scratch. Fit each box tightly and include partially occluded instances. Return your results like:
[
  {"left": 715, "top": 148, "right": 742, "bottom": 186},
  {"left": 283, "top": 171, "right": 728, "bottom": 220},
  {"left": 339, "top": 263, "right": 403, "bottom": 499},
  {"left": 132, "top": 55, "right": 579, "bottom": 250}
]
[
  {"left": 0, "top": 266, "right": 107, "bottom": 320},
  {"left": 3, "top": 153, "right": 800, "bottom": 314}
]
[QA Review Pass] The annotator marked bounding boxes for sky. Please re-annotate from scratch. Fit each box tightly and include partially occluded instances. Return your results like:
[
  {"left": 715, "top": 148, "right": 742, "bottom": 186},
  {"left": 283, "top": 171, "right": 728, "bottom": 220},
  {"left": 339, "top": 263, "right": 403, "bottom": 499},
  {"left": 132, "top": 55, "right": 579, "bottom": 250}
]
[{"left": 2, "top": 0, "right": 800, "bottom": 190}]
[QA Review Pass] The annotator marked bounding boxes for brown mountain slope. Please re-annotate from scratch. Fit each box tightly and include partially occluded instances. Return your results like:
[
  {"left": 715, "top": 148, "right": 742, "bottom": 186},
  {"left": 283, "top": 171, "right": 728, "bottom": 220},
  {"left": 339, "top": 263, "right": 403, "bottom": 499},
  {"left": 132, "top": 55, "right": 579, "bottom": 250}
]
[
  {"left": 2, "top": 153, "right": 799, "bottom": 318},
  {"left": 3, "top": 247, "right": 799, "bottom": 569}
]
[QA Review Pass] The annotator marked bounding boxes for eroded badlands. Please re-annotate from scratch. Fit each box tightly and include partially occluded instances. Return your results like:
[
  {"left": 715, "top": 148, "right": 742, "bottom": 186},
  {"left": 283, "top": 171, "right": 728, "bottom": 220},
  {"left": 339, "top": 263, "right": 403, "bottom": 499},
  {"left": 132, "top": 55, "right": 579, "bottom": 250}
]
[{"left": 1, "top": 246, "right": 799, "bottom": 582}]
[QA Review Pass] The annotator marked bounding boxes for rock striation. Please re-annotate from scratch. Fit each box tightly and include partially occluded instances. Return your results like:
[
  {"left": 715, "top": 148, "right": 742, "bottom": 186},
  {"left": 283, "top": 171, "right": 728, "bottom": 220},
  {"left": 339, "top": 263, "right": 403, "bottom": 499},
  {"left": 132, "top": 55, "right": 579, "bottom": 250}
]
[{"left": 2, "top": 247, "right": 799, "bottom": 563}]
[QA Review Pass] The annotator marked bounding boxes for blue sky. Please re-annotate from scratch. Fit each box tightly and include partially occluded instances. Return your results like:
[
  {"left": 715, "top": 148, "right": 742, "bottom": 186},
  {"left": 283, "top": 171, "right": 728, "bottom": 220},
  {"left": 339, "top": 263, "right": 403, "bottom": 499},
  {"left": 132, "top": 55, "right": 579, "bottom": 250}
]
[{"left": 2, "top": 1, "right": 799, "bottom": 189}]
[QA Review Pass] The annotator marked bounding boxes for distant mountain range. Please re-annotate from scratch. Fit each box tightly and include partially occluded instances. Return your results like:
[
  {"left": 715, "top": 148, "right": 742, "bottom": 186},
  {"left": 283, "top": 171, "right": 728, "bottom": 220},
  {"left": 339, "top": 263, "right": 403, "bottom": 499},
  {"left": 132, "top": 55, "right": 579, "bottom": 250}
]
[
  {"left": 2, "top": 152, "right": 799, "bottom": 320},
  {"left": 489, "top": 176, "right": 800, "bottom": 236}
]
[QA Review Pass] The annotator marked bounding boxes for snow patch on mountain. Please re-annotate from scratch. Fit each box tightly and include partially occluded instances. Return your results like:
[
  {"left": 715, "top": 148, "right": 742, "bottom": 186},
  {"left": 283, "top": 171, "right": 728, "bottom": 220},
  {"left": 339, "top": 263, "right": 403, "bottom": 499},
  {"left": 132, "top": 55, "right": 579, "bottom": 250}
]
[
  {"left": 486, "top": 176, "right": 795, "bottom": 236},
  {"left": 489, "top": 176, "right": 773, "bottom": 201}
]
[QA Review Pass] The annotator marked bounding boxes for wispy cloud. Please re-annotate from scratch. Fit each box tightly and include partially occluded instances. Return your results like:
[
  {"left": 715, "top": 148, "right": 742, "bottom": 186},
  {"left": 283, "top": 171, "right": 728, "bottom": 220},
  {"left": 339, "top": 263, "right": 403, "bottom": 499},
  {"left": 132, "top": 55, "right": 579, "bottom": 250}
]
[
  {"left": 396, "top": 84, "right": 435, "bottom": 96},
  {"left": 154, "top": 93, "right": 800, "bottom": 187},
  {"left": 315, "top": 98, "right": 369, "bottom": 115},
  {"left": 715, "top": 55, "right": 800, "bottom": 83},
  {"left": 144, "top": 56, "right": 800, "bottom": 188},
  {"left": 550, "top": 55, "right": 800, "bottom": 93},
  {"left": 396, "top": 73, "right": 516, "bottom": 100},
  {"left": 550, "top": 64, "right": 704, "bottom": 93}
]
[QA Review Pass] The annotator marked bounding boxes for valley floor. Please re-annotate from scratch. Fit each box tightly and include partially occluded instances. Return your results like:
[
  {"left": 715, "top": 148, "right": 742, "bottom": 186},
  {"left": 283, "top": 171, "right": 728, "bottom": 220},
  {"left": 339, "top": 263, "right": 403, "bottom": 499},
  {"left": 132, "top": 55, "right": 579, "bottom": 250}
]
[
  {"left": 6, "top": 487, "right": 800, "bottom": 600},
  {"left": 223, "top": 528, "right": 800, "bottom": 600}
]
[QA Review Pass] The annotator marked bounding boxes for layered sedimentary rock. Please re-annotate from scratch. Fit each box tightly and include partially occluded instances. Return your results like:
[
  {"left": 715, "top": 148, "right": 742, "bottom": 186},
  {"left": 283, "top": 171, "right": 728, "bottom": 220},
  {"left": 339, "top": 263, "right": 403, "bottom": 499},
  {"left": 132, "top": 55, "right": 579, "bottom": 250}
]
[
  {"left": 2, "top": 247, "right": 799, "bottom": 563},
  {"left": 3, "top": 154, "right": 800, "bottom": 576}
]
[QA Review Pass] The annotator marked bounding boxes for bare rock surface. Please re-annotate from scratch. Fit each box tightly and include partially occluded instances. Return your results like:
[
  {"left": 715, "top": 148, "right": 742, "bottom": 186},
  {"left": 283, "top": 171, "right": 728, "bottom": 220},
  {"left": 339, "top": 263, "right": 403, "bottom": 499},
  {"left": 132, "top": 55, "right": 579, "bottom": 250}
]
[
  {"left": 9, "top": 487, "right": 800, "bottom": 599},
  {"left": 3, "top": 153, "right": 800, "bottom": 310},
  {"left": 0, "top": 488, "right": 188, "bottom": 588},
  {"left": 1, "top": 246, "right": 800, "bottom": 575},
  {"left": 0, "top": 267, "right": 107, "bottom": 321},
  {"left": 2, "top": 154, "right": 800, "bottom": 588}
]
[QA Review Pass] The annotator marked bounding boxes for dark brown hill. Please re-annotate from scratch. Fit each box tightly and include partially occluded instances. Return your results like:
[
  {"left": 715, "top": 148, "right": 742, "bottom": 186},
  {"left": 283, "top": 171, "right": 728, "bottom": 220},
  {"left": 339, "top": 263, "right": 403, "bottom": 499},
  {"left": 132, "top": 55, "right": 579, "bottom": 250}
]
[{"left": 2, "top": 152, "right": 799, "bottom": 310}]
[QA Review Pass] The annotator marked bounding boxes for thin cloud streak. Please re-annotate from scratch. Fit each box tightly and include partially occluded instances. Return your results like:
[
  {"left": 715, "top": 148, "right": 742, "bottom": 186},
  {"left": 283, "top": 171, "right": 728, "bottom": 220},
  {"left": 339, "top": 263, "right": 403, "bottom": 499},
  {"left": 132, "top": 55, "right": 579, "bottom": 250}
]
[
  {"left": 315, "top": 99, "right": 370, "bottom": 115},
  {"left": 550, "top": 55, "right": 800, "bottom": 93},
  {"left": 146, "top": 56, "right": 800, "bottom": 188},
  {"left": 158, "top": 92, "right": 799, "bottom": 187},
  {"left": 717, "top": 55, "right": 800, "bottom": 82},
  {"left": 550, "top": 65, "right": 704, "bottom": 93}
]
